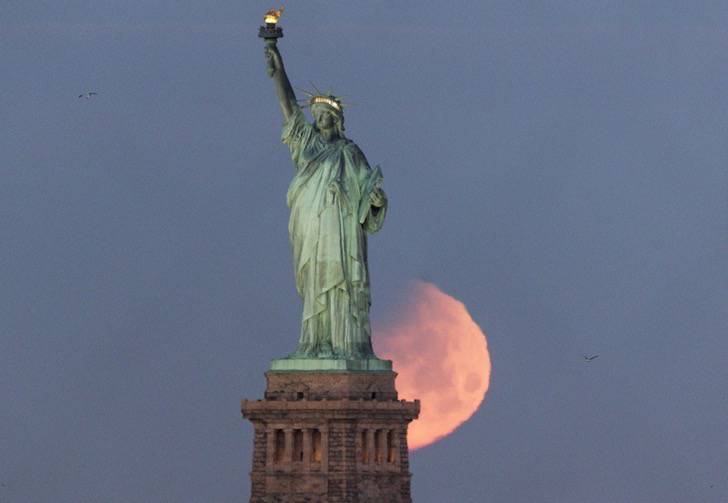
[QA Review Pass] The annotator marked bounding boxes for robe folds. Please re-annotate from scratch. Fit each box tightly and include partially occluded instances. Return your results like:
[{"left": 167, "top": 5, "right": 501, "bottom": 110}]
[{"left": 282, "top": 107, "right": 386, "bottom": 358}]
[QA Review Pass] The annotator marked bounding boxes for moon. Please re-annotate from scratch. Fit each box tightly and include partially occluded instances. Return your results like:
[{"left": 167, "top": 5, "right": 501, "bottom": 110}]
[{"left": 373, "top": 280, "right": 491, "bottom": 450}]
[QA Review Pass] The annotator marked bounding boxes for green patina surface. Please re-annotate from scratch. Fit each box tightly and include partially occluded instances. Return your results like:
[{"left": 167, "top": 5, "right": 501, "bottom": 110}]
[
  {"left": 263, "top": 33, "right": 389, "bottom": 371},
  {"left": 269, "top": 357, "right": 392, "bottom": 372}
]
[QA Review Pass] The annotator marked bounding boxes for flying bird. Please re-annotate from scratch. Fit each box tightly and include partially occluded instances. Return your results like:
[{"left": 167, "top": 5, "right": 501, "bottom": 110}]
[
  {"left": 78, "top": 92, "right": 98, "bottom": 99},
  {"left": 582, "top": 354, "right": 599, "bottom": 362}
]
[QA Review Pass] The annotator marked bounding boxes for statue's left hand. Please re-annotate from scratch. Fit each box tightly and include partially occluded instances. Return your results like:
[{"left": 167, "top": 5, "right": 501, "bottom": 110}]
[{"left": 369, "top": 188, "right": 386, "bottom": 208}]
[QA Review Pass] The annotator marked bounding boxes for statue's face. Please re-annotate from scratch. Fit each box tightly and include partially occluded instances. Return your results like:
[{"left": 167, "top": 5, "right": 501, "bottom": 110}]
[{"left": 314, "top": 109, "right": 335, "bottom": 130}]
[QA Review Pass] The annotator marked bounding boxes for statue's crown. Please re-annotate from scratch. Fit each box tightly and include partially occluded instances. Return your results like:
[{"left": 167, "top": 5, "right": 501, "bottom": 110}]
[{"left": 310, "top": 95, "right": 342, "bottom": 113}]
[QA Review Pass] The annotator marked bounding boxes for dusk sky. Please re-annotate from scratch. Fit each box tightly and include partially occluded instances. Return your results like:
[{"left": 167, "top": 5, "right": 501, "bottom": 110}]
[{"left": 2, "top": 2, "right": 727, "bottom": 502}]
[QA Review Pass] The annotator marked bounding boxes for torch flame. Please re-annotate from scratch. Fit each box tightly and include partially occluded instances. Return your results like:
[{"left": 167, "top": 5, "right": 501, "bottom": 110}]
[{"left": 264, "top": 6, "right": 284, "bottom": 24}]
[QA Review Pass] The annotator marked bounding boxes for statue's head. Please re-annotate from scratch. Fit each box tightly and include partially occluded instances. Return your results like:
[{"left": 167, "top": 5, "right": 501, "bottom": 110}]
[{"left": 310, "top": 95, "right": 345, "bottom": 138}]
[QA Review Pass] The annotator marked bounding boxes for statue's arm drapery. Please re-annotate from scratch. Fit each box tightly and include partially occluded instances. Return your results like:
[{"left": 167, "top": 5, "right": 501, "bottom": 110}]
[
  {"left": 281, "top": 107, "right": 315, "bottom": 170},
  {"left": 363, "top": 196, "right": 387, "bottom": 233}
]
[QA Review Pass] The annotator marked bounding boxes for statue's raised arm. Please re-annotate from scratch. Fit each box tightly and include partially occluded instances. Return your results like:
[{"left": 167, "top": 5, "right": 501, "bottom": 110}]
[
  {"left": 264, "top": 43, "right": 297, "bottom": 121},
  {"left": 258, "top": 8, "right": 296, "bottom": 120}
]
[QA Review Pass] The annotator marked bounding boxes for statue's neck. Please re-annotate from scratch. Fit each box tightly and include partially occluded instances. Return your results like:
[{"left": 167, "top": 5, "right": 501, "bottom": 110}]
[{"left": 320, "top": 127, "right": 339, "bottom": 143}]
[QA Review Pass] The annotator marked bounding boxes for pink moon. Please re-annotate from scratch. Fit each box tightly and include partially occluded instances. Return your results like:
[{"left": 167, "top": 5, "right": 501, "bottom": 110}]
[{"left": 373, "top": 280, "right": 492, "bottom": 450}]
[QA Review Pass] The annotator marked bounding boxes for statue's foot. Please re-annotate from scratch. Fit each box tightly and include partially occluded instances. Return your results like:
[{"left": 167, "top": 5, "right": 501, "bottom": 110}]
[{"left": 317, "top": 342, "right": 335, "bottom": 359}]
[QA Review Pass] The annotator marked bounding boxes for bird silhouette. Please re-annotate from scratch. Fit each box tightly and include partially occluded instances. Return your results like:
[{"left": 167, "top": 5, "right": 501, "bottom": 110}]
[
  {"left": 78, "top": 92, "right": 98, "bottom": 99},
  {"left": 582, "top": 354, "right": 599, "bottom": 362}
]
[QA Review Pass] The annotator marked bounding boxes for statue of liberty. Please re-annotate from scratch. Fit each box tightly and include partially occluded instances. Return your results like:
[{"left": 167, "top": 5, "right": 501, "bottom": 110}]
[{"left": 261, "top": 22, "right": 391, "bottom": 370}]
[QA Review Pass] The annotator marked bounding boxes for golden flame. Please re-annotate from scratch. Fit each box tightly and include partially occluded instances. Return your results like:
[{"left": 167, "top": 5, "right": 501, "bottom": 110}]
[{"left": 264, "top": 6, "right": 284, "bottom": 24}]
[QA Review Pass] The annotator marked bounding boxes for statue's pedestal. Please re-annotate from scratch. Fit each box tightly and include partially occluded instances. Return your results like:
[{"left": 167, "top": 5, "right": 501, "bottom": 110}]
[
  {"left": 242, "top": 370, "right": 419, "bottom": 503},
  {"left": 269, "top": 357, "right": 392, "bottom": 372}
]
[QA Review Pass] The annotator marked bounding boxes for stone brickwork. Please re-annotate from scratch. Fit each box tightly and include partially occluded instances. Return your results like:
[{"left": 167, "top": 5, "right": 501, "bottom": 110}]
[{"left": 242, "top": 371, "right": 419, "bottom": 503}]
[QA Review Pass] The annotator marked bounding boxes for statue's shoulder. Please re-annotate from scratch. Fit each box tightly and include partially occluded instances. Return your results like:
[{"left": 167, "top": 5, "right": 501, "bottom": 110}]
[{"left": 341, "top": 139, "right": 364, "bottom": 158}]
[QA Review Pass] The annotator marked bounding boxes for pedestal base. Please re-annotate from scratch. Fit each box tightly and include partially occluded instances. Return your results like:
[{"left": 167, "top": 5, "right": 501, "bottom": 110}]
[
  {"left": 242, "top": 371, "right": 419, "bottom": 503},
  {"left": 270, "top": 357, "right": 392, "bottom": 372}
]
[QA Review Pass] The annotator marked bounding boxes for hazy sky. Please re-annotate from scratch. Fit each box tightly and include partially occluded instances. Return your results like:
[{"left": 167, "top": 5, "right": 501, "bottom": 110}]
[{"left": 2, "top": 2, "right": 726, "bottom": 502}]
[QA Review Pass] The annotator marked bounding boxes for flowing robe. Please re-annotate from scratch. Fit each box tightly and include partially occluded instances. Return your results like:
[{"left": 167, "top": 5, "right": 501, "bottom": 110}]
[{"left": 282, "top": 107, "right": 386, "bottom": 358}]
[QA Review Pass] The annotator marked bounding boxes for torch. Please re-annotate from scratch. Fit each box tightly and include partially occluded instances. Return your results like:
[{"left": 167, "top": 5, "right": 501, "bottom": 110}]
[{"left": 258, "top": 7, "right": 284, "bottom": 46}]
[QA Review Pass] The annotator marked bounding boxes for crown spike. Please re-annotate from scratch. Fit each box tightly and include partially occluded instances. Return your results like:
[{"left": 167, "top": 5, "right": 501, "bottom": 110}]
[
  {"left": 309, "top": 81, "right": 323, "bottom": 96},
  {"left": 295, "top": 86, "right": 316, "bottom": 97}
]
